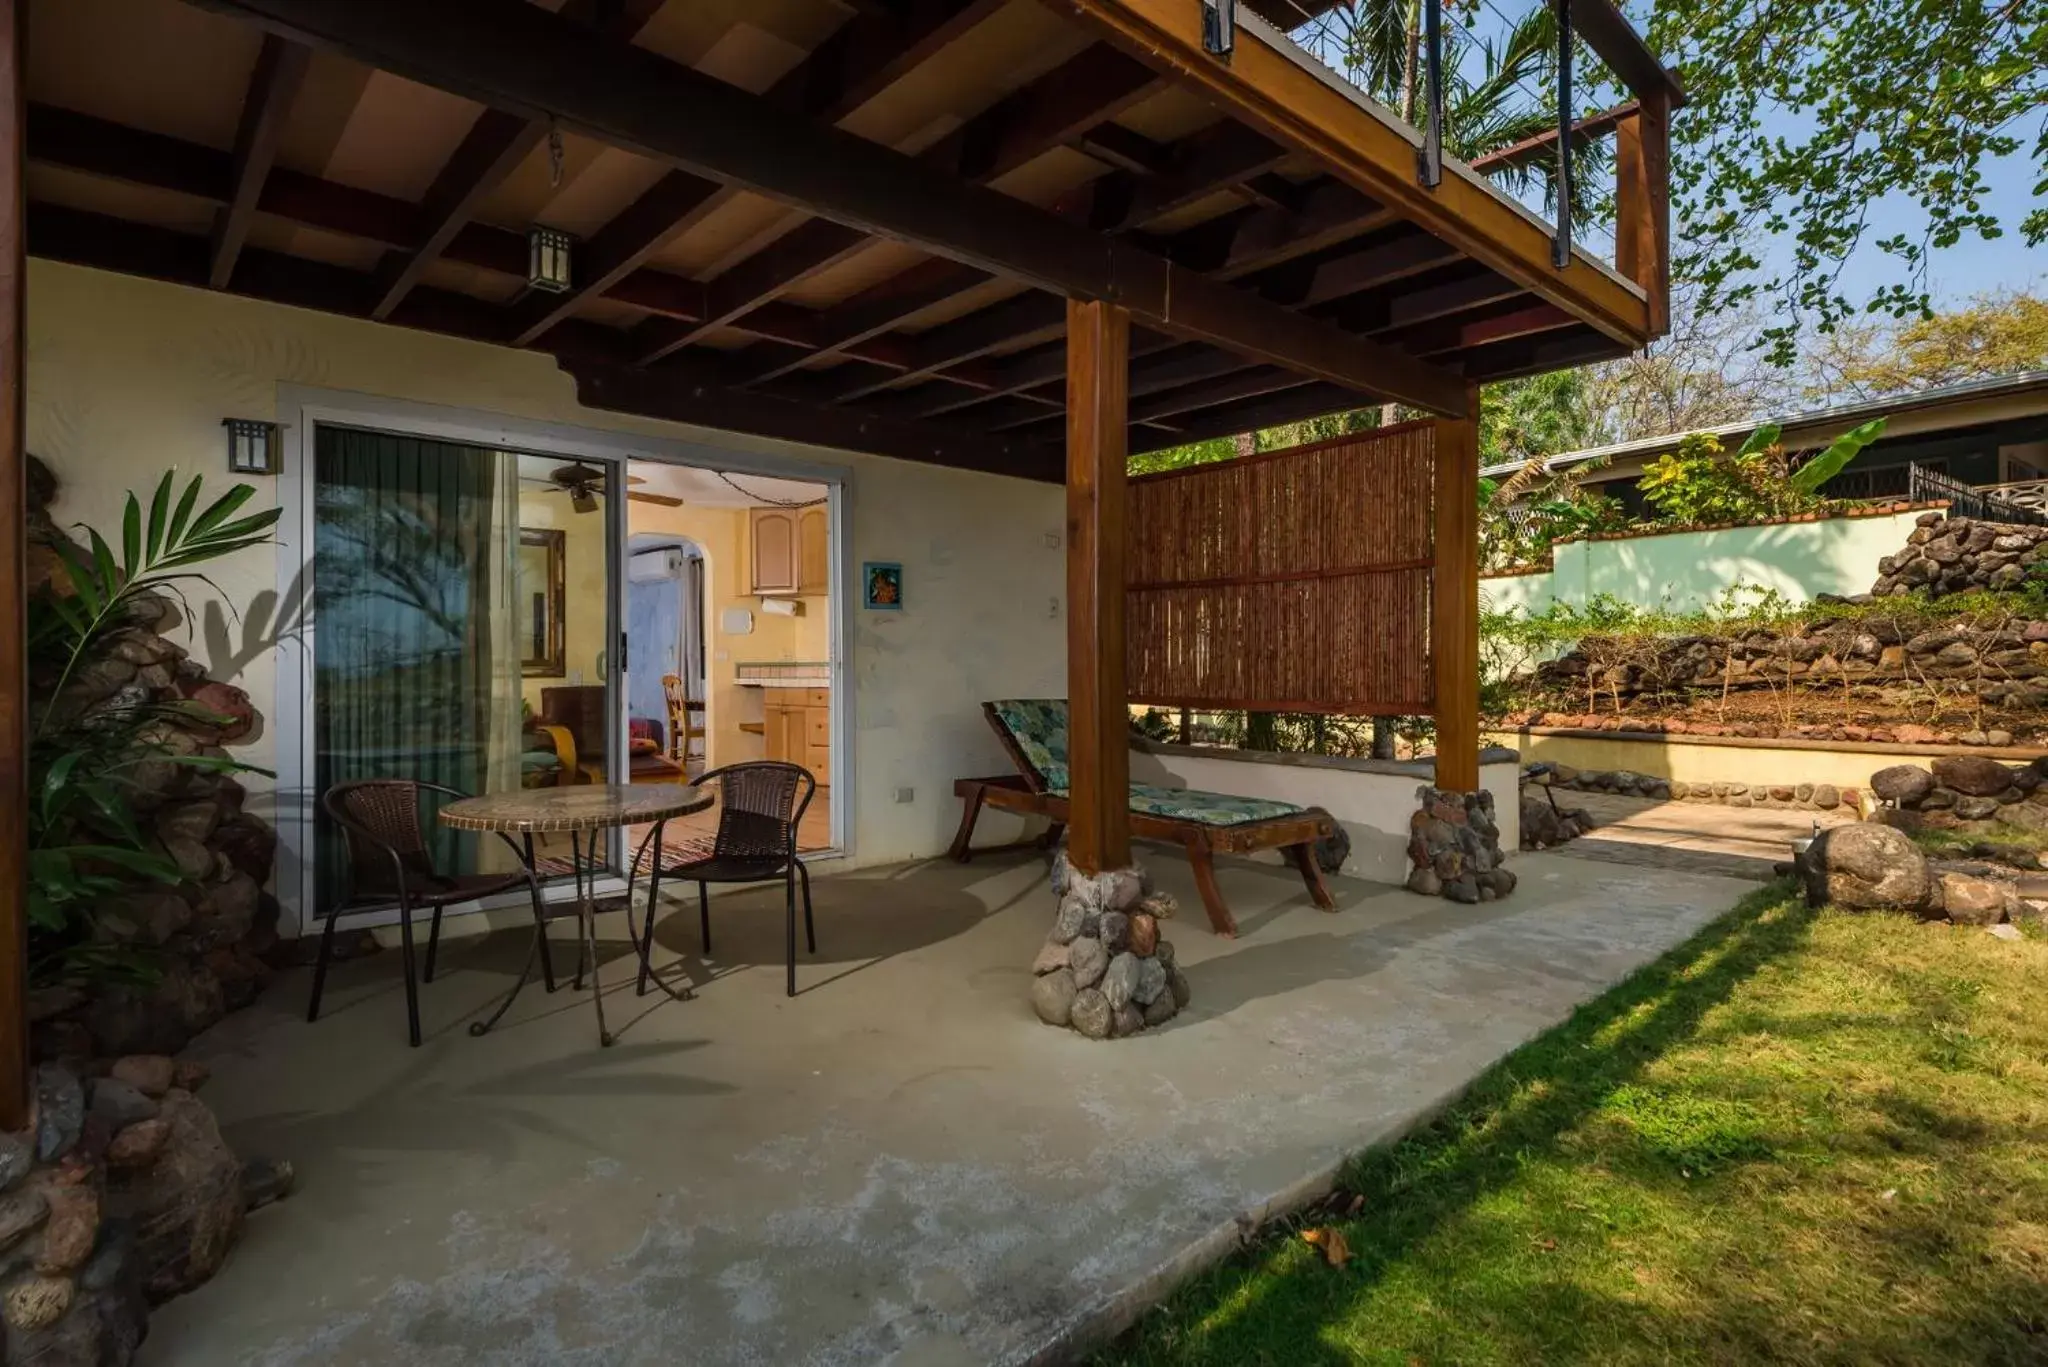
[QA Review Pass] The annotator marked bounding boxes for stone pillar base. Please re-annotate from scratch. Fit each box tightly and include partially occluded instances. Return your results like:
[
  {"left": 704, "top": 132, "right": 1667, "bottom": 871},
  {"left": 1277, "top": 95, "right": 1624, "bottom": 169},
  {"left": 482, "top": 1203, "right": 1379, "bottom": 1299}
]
[
  {"left": 1406, "top": 785, "right": 1514, "bottom": 902},
  {"left": 1030, "top": 852, "right": 1189, "bottom": 1037}
]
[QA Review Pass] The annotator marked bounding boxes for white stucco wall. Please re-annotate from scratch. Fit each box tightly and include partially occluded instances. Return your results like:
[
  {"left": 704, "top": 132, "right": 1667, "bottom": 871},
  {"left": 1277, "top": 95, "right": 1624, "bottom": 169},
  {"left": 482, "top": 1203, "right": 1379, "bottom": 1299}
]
[
  {"left": 1127, "top": 745, "right": 1520, "bottom": 887},
  {"left": 1482, "top": 507, "right": 1928, "bottom": 619},
  {"left": 26, "top": 260, "right": 1064, "bottom": 921}
]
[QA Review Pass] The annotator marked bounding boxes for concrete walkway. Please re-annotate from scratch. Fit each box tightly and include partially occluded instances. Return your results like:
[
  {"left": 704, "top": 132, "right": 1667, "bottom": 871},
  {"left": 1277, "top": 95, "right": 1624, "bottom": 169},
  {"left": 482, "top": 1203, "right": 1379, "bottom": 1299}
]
[
  {"left": 146, "top": 847, "right": 1748, "bottom": 1366},
  {"left": 1556, "top": 792, "right": 1855, "bottom": 880}
]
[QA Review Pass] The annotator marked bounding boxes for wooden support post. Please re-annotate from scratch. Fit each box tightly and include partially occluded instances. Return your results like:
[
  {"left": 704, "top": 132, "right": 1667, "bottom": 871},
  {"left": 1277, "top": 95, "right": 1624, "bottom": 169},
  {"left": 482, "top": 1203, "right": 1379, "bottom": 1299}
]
[
  {"left": 1613, "top": 86, "right": 1671, "bottom": 338},
  {"left": 0, "top": 0, "right": 27, "bottom": 1131},
  {"left": 1065, "top": 298, "right": 1131, "bottom": 876},
  {"left": 1432, "top": 386, "right": 1480, "bottom": 794}
]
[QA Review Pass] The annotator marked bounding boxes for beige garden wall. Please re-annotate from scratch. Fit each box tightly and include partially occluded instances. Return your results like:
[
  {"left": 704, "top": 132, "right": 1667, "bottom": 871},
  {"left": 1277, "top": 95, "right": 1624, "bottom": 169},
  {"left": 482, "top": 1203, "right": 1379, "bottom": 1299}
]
[
  {"left": 1489, "top": 727, "right": 2048, "bottom": 791},
  {"left": 25, "top": 259, "right": 1067, "bottom": 919},
  {"left": 1483, "top": 506, "right": 1932, "bottom": 617}
]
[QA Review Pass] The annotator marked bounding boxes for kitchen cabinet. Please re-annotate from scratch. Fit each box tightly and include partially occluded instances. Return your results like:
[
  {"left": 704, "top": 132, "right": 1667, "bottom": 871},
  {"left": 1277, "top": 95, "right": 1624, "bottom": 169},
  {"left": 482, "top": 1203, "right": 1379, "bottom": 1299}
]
[
  {"left": 762, "top": 687, "right": 831, "bottom": 786},
  {"left": 748, "top": 507, "right": 800, "bottom": 595},
  {"left": 798, "top": 506, "right": 829, "bottom": 595}
]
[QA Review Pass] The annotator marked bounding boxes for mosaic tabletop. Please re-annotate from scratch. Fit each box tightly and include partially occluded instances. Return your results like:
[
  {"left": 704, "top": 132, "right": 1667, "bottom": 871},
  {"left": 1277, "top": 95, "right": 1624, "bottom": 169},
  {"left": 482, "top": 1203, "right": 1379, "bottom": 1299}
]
[{"left": 438, "top": 783, "right": 713, "bottom": 834}]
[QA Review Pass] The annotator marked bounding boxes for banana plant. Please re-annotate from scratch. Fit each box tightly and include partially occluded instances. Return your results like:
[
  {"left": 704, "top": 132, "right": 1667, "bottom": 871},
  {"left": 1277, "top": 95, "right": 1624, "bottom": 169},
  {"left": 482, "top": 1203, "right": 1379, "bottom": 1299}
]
[{"left": 1787, "top": 417, "right": 1889, "bottom": 496}]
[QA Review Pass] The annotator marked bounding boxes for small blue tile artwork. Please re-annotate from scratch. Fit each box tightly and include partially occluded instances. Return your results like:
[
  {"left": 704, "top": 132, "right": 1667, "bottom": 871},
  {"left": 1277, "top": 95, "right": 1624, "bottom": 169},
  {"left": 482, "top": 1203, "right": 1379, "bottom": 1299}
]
[{"left": 863, "top": 561, "right": 904, "bottom": 610}]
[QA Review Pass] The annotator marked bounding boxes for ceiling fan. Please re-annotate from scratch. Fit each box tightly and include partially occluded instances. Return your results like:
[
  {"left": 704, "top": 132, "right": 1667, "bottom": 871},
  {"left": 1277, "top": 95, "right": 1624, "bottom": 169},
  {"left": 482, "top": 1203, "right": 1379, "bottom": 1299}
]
[{"left": 521, "top": 462, "right": 684, "bottom": 512}]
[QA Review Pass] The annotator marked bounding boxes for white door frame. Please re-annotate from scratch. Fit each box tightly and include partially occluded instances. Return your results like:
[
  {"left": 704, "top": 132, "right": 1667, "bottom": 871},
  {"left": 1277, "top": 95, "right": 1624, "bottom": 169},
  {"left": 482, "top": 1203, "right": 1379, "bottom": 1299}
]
[{"left": 272, "top": 385, "right": 853, "bottom": 937}]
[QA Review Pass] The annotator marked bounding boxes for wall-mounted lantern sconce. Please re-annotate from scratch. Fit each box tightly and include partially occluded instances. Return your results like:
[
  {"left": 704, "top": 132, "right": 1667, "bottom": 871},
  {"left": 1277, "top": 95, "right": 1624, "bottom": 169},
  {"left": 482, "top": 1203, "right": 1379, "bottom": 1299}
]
[
  {"left": 528, "top": 225, "right": 574, "bottom": 294},
  {"left": 1201, "top": 0, "right": 1235, "bottom": 56},
  {"left": 222, "top": 418, "right": 278, "bottom": 476}
]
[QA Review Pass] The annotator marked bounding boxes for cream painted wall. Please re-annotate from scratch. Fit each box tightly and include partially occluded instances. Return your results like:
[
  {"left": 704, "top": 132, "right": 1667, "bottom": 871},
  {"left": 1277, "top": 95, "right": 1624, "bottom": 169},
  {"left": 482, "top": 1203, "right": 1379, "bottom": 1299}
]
[
  {"left": 1482, "top": 508, "right": 1928, "bottom": 618},
  {"left": 26, "top": 259, "right": 1064, "bottom": 917}
]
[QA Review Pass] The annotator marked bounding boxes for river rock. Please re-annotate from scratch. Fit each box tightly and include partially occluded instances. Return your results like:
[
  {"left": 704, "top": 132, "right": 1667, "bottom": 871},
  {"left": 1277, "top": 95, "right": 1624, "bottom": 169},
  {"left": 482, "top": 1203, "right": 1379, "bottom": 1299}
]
[
  {"left": 1031, "top": 969, "right": 1078, "bottom": 1027},
  {"left": 34, "top": 1066, "right": 85, "bottom": 1162},
  {"left": 1067, "top": 936, "right": 1108, "bottom": 989},
  {"left": 1133, "top": 955, "right": 1168, "bottom": 1007},
  {"left": 1933, "top": 755, "right": 2017, "bottom": 798},
  {"left": 1069, "top": 989, "right": 1111, "bottom": 1040},
  {"left": 1101, "top": 952, "right": 1141, "bottom": 1011},
  {"left": 1870, "top": 765, "right": 1934, "bottom": 806},
  {"left": 104, "top": 1090, "right": 245, "bottom": 1300},
  {"left": 1801, "top": 823, "right": 1932, "bottom": 912}
]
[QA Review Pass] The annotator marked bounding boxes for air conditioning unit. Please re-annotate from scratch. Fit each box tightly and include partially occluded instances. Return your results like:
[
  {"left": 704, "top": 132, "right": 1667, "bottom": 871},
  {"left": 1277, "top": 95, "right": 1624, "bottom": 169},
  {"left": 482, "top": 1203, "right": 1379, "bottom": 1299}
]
[{"left": 629, "top": 547, "right": 686, "bottom": 582}]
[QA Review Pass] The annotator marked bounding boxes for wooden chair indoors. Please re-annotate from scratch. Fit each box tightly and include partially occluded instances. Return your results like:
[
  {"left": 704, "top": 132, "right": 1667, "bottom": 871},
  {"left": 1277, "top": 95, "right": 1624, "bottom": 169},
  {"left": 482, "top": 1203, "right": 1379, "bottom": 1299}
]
[{"left": 662, "top": 672, "right": 707, "bottom": 769}]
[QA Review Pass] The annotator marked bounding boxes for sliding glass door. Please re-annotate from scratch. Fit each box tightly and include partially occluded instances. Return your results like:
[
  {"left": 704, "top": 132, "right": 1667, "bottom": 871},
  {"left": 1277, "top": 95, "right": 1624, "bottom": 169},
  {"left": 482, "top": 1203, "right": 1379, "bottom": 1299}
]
[{"left": 310, "top": 425, "right": 619, "bottom": 920}]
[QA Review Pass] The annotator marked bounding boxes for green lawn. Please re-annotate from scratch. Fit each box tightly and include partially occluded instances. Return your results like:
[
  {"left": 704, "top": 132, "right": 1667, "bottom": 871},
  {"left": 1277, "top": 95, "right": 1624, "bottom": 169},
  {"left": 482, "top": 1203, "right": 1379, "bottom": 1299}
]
[{"left": 1101, "top": 886, "right": 2048, "bottom": 1366}]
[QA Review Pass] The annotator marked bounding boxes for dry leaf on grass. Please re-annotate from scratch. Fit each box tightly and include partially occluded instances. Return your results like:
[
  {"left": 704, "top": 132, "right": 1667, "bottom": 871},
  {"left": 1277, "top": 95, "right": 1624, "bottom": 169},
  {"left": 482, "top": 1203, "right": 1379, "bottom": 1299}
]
[{"left": 1300, "top": 1226, "right": 1353, "bottom": 1268}]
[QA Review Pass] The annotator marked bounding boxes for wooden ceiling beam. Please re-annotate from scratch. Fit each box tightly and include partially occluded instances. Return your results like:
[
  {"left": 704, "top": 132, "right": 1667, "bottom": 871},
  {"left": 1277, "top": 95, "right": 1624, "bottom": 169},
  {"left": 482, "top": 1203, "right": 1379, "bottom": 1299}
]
[
  {"left": 369, "top": 0, "right": 666, "bottom": 321},
  {"left": 29, "top": 198, "right": 1056, "bottom": 481},
  {"left": 210, "top": 35, "right": 310, "bottom": 289},
  {"left": 634, "top": 41, "right": 1162, "bottom": 367},
  {"left": 512, "top": 0, "right": 1010, "bottom": 349},
  {"left": 735, "top": 112, "right": 1291, "bottom": 387},
  {"left": 567, "top": 357, "right": 1063, "bottom": 481},
  {"left": 1126, "top": 381, "right": 1364, "bottom": 454},
  {"left": 1161, "top": 179, "right": 1393, "bottom": 280}
]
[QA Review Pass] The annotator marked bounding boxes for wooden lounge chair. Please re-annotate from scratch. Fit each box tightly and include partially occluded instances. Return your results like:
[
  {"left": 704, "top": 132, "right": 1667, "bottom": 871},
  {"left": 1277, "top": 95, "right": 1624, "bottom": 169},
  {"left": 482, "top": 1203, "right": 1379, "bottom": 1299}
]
[{"left": 950, "top": 699, "right": 1337, "bottom": 937}]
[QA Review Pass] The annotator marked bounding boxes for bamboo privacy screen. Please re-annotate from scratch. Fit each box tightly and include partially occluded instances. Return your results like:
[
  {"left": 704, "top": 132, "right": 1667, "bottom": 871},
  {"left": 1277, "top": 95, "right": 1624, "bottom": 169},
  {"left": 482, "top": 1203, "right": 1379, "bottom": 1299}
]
[{"left": 1126, "top": 423, "right": 1436, "bottom": 713}]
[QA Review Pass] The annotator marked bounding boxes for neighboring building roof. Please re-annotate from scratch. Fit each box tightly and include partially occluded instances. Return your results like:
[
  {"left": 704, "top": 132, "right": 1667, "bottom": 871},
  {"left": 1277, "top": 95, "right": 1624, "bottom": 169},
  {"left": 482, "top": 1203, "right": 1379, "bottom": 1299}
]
[{"left": 1482, "top": 369, "right": 2048, "bottom": 479}]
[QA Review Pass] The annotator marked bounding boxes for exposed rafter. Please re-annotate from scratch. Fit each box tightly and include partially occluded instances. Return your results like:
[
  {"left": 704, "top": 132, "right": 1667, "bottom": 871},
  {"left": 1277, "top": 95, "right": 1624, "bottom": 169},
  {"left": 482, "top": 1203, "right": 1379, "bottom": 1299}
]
[
  {"left": 511, "top": 0, "right": 1010, "bottom": 349},
  {"left": 368, "top": 0, "right": 667, "bottom": 320},
  {"left": 209, "top": 35, "right": 309, "bottom": 289},
  {"left": 633, "top": 41, "right": 1162, "bottom": 367},
  {"left": 187, "top": 0, "right": 1466, "bottom": 412}
]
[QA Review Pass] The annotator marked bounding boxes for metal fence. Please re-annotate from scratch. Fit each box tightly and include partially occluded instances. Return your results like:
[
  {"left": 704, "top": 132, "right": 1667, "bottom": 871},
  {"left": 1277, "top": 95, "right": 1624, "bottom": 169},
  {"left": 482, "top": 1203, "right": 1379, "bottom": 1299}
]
[{"left": 1908, "top": 463, "right": 2048, "bottom": 527}]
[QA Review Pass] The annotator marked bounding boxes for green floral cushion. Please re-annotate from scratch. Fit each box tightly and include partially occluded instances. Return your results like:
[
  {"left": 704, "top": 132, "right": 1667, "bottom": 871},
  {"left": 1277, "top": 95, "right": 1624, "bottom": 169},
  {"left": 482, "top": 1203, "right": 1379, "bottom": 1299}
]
[
  {"left": 1125, "top": 782, "right": 1304, "bottom": 827},
  {"left": 989, "top": 698, "right": 1071, "bottom": 790},
  {"left": 987, "top": 699, "right": 1305, "bottom": 827}
]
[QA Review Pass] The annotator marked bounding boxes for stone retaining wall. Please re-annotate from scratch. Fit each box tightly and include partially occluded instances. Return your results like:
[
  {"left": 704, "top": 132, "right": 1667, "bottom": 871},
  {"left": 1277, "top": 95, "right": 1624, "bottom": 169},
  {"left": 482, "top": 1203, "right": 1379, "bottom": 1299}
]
[
  {"left": 1873, "top": 512, "right": 2048, "bottom": 597},
  {"left": 1528, "top": 763, "right": 1862, "bottom": 813}
]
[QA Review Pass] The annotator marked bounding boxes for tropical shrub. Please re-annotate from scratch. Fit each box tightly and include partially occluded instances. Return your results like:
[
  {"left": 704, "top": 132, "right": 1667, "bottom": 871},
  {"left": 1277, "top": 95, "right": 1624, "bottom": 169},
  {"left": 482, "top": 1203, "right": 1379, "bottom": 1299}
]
[{"left": 28, "top": 472, "right": 279, "bottom": 985}]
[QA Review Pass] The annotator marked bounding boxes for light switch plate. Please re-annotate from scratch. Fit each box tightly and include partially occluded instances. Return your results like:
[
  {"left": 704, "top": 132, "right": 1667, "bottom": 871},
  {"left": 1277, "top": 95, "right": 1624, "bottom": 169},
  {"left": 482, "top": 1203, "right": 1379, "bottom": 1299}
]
[{"left": 894, "top": 786, "right": 915, "bottom": 804}]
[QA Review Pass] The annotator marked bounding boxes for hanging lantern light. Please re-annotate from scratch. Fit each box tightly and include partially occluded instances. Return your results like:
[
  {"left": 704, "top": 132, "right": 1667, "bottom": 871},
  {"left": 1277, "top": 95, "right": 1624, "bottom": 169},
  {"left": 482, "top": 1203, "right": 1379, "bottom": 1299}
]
[
  {"left": 527, "top": 225, "right": 574, "bottom": 294},
  {"left": 222, "top": 418, "right": 278, "bottom": 476}
]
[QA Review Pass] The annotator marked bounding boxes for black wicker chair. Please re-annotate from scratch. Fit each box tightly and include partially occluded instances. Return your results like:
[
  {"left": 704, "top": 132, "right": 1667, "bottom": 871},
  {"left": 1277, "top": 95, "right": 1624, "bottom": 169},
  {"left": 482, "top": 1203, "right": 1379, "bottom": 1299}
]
[
  {"left": 313, "top": 779, "right": 552, "bottom": 1046},
  {"left": 640, "top": 761, "right": 816, "bottom": 998}
]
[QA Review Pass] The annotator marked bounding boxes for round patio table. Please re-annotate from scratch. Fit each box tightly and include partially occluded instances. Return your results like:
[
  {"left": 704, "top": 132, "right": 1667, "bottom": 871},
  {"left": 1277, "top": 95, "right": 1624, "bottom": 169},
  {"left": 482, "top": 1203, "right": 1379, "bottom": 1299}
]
[{"left": 440, "top": 783, "right": 713, "bottom": 1047}]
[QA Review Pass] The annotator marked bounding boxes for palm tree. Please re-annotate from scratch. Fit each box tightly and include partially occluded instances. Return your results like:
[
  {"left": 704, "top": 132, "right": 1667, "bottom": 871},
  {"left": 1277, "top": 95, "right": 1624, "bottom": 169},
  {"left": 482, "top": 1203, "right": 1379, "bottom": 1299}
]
[{"left": 1305, "top": 2, "right": 1611, "bottom": 231}]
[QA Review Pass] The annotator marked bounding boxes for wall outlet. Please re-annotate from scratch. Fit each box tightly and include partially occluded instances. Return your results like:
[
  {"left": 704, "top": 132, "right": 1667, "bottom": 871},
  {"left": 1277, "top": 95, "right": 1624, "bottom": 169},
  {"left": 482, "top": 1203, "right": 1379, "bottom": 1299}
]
[
  {"left": 1048, "top": 596, "right": 1060, "bottom": 618},
  {"left": 894, "top": 786, "right": 915, "bottom": 804}
]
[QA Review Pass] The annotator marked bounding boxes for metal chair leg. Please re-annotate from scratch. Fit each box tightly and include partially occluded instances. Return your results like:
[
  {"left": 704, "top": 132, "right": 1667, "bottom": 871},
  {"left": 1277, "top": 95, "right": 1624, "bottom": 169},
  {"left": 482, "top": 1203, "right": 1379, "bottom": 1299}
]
[
  {"left": 785, "top": 868, "right": 798, "bottom": 998},
  {"left": 698, "top": 882, "right": 711, "bottom": 953},
  {"left": 396, "top": 897, "right": 423, "bottom": 1048},
  {"left": 797, "top": 859, "right": 815, "bottom": 954},
  {"left": 306, "top": 905, "right": 344, "bottom": 1024},
  {"left": 423, "top": 903, "right": 446, "bottom": 983}
]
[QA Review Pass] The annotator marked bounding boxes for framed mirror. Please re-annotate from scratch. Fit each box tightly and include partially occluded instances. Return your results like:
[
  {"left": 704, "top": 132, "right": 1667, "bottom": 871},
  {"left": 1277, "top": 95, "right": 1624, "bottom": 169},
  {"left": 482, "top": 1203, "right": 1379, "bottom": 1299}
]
[{"left": 518, "top": 528, "right": 567, "bottom": 676}]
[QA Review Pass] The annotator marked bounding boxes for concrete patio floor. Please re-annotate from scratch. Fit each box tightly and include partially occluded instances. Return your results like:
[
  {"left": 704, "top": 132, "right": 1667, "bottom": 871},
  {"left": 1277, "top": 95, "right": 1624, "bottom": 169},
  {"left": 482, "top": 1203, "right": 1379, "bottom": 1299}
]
[{"left": 145, "top": 845, "right": 1750, "bottom": 1366}]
